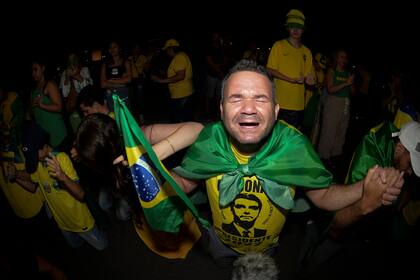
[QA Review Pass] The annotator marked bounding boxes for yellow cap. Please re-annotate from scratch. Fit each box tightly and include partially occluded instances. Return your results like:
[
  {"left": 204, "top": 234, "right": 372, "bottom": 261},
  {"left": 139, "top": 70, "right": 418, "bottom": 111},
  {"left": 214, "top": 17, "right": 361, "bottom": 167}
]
[
  {"left": 162, "top": 39, "right": 180, "bottom": 50},
  {"left": 285, "top": 9, "right": 305, "bottom": 29}
]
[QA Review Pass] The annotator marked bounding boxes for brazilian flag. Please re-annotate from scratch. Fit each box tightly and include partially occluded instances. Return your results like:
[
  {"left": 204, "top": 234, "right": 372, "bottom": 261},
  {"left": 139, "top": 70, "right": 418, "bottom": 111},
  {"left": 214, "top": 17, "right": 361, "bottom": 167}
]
[{"left": 112, "top": 95, "right": 209, "bottom": 233}]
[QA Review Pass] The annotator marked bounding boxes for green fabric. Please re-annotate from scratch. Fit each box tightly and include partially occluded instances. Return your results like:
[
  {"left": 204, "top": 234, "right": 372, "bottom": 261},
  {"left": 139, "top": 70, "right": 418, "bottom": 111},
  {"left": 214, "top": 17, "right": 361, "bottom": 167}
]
[
  {"left": 303, "top": 92, "right": 320, "bottom": 129},
  {"left": 346, "top": 122, "right": 398, "bottom": 184},
  {"left": 31, "top": 89, "right": 67, "bottom": 148},
  {"left": 112, "top": 95, "right": 210, "bottom": 232},
  {"left": 333, "top": 69, "right": 350, "bottom": 98},
  {"left": 175, "top": 121, "right": 332, "bottom": 209}
]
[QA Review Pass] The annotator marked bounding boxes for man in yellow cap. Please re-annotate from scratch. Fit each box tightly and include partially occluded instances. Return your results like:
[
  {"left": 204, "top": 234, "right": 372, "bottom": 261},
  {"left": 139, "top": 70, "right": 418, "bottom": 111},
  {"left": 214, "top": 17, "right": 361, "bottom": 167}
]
[
  {"left": 267, "top": 9, "right": 315, "bottom": 129},
  {"left": 152, "top": 39, "right": 194, "bottom": 122}
]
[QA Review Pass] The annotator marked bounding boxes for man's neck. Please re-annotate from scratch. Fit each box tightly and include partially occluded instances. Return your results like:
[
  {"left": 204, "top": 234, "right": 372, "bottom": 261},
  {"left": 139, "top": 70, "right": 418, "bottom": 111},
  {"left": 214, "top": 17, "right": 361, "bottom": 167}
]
[
  {"left": 100, "top": 106, "right": 110, "bottom": 115},
  {"left": 287, "top": 37, "right": 302, "bottom": 48},
  {"left": 230, "top": 138, "right": 262, "bottom": 156}
]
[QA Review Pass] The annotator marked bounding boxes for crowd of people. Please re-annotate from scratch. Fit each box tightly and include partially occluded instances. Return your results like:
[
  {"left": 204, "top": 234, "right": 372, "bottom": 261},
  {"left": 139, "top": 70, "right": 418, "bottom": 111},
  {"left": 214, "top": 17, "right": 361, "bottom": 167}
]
[{"left": 1, "top": 8, "right": 419, "bottom": 280}]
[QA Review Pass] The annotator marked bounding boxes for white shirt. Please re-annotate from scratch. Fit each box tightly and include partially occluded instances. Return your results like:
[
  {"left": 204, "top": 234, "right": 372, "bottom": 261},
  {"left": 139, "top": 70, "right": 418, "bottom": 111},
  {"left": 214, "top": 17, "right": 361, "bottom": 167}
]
[{"left": 59, "top": 67, "right": 93, "bottom": 97}]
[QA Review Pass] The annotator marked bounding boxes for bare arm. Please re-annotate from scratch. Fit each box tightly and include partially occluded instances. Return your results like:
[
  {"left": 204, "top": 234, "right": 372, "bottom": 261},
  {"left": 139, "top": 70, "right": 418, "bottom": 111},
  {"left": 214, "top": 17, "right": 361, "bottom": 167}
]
[
  {"left": 38, "top": 81, "right": 62, "bottom": 112},
  {"left": 267, "top": 67, "right": 304, "bottom": 84},
  {"left": 305, "top": 180, "right": 364, "bottom": 211},
  {"left": 14, "top": 170, "right": 38, "bottom": 193},
  {"left": 107, "top": 60, "right": 133, "bottom": 85},
  {"left": 101, "top": 61, "right": 133, "bottom": 88},
  {"left": 46, "top": 156, "right": 84, "bottom": 201},
  {"left": 326, "top": 69, "right": 354, "bottom": 94},
  {"left": 329, "top": 167, "right": 404, "bottom": 237},
  {"left": 170, "top": 170, "right": 199, "bottom": 194},
  {"left": 142, "top": 122, "right": 204, "bottom": 161},
  {"left": 152, "top": 69, "right": 186, "bottom": 84}
]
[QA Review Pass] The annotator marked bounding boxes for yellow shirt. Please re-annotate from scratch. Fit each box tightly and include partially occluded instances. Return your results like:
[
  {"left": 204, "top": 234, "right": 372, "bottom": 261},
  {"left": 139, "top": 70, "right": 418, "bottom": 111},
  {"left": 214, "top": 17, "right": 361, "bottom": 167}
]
[
  {"left": 31, "top": 152, "right": 94, "bottom": 232},
  {"left": 394, "top": 110, "right": 414, "bottom": 129},
  {"left": 0, "top": 152, "right": 44, "bottom": 219},
  {"left": 205, "top": 144, "right": 294, "bottom": 254},
  {"left": 167, "top": 52, "right": 194, "bottom": 99},
  {"left": 130, "top": 55, "right": 148, "bottom": 79},
  {"left": 267, "top": 39, "right": 313, "bottom": 110}
]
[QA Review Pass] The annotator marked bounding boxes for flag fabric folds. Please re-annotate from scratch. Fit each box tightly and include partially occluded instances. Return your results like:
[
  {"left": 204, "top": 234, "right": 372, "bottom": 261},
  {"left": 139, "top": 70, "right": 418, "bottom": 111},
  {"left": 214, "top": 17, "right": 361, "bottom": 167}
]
[{"left": 112, "top": 95, "right": 209, "bottom": 233}]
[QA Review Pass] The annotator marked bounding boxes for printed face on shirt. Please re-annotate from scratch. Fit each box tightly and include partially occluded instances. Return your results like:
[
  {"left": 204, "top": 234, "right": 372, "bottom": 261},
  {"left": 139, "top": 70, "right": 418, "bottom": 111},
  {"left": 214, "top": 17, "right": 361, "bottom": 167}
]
[
  {"left": 220, "top": 71, "right": 279, "bottom": 145},
  {"left": 231, "top": 194, "right": 262, "bottom": 230}
]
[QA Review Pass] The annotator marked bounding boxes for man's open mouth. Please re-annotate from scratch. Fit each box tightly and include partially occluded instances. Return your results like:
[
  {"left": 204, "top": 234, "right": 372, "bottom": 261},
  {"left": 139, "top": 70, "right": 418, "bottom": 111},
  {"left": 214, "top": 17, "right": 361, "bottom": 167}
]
[{"left": 239, "top": 122, "right": 259, "bottom": 127}]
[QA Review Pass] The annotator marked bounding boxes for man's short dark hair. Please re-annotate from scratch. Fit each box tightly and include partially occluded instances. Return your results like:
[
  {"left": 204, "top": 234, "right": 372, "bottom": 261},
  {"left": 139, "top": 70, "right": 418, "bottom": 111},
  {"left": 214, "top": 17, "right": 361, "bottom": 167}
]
[
  {"left": 221, "top": 59, "right": 276, "bottom": 103},
  {"left": 77, "top": 85, "right": 106, "bottom": 108}
]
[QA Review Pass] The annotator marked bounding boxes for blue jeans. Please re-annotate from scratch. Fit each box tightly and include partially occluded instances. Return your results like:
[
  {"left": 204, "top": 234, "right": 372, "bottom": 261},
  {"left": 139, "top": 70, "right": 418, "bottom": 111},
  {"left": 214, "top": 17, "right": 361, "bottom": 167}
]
[
  {"left": 61, "top": 224, "right": 108, "bottom": 250},
  {"left": 98, "top": 188, "right": 131, "bottom": 221}
]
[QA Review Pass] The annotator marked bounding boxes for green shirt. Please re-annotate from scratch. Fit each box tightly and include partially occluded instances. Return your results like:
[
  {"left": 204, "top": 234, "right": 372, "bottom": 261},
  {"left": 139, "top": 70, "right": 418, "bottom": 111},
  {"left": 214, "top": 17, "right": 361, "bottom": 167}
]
[
  {"left": 31, "top": 89, "right": 67, "bottom": 148},
  {"left": 346, "top": 122, "right": 398, "bottom": 184},
  {"left": 333, "top": 69, "right": 351, "bottom": 98}
]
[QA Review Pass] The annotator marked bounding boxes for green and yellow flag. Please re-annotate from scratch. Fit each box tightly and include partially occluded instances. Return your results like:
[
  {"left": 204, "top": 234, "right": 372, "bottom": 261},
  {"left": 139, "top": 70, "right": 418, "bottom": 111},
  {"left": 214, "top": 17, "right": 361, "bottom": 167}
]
[{"left": 112, "top": 95, "right": 209, "bottom": 233}]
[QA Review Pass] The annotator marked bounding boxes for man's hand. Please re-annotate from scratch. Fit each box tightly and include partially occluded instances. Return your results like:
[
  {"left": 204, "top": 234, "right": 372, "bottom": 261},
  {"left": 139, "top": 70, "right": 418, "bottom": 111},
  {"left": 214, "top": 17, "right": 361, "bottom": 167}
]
[
  {"left": 380, "top": 168, "right": 404, "bottom": 205},
  {"left": 46, "top": 154, "right": 66, "bottom": 182},
  {"left": 305, "top": 73, "right": 316, "bottom": 86},
  {"left": 361, "top": 166, "right": 403, "bottom": 214}
]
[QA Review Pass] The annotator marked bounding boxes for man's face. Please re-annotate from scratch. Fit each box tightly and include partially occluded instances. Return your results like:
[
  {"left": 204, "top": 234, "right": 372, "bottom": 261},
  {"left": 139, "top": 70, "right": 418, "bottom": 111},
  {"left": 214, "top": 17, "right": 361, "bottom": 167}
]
[
  {"left": 288, "top": 27, "right": 304, "bottom": 40},
  {"left": 395, "top": 143, "right": 413, "bottom": 175},
  {"left": 38, "top": 144, "right": 49, "bottom": 161},
  {"left": 220, "top": 71, "right": 279, "bottom": 145},
  {"left": 232, "top": 198, "right": 261, "bottom": 223},
  {"left": 80, "top": 103, "right": 99, "bottom": 117}
]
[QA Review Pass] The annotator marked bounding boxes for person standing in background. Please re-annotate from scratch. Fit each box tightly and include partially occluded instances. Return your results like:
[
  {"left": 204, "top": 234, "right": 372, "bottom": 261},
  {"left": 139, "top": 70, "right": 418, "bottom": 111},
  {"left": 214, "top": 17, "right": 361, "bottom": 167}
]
[{"left": 267, "top": 9, "right": 315, "bottom": 129}]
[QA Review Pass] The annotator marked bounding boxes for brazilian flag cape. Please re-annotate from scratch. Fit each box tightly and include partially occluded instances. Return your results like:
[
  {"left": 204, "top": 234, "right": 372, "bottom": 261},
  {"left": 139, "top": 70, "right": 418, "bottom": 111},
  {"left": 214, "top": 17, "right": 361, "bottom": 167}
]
[
  {"left": 175, "top": 121, "right": 333, "bottom": 209},
  {"left": 346, "top": 122, "right": 399, "bottom": 184},
  {"left": 112, "top": 96, "right": 210, "bottom": 233}
]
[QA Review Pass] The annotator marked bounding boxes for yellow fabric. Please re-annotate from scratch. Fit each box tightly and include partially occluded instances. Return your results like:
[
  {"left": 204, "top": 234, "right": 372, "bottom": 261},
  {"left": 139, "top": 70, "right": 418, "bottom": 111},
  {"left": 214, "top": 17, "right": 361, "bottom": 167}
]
[
  {"left": 267, "top": 39, "right": 313, "bottom": 110},
  {"left": 0, "top": 92, "right": 18, "bottom": 129},
  {"left": 108, "top": 111, "right": 115, "bottom": 120},
  {"left": 167, "top": 52, "right": 194, "bottom": 99},
  {"left": 163, "top": 39, "right": 180, "bottom": 50},
  {"left": 31, "top": 152, "right": 94, "bottom": 232},
  {"left": 286, "top": 9, "right": 305, "bottom": 27},
  {"left": 0, "top": 153, "right": 44, "bottom": 219},
  {"left": 393, "top": 109, "right": 414, "bottom": 129},
  {"left": 133, "top": 211, "right": 201, "bottom": 259},
  {"left": 130, "top": 55, "right": 148, "bottom": 79},
  {"left": 205, "top": 144, "right": 295, "bottom": 254}
]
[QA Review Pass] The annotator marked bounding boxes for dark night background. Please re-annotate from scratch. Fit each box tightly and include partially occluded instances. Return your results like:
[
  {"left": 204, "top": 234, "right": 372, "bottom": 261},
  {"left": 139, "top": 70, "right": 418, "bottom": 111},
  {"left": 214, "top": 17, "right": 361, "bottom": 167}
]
[{"left": 0, "top": 1, "right": 418, "bottom": 91}]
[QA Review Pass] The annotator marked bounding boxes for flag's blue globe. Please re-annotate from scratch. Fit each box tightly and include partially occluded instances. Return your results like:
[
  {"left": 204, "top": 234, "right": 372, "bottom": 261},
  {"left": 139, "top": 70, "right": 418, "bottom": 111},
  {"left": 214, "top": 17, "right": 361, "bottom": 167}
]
[{"left": 130, "top": 154, "right": 162, "bottom": 202}]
